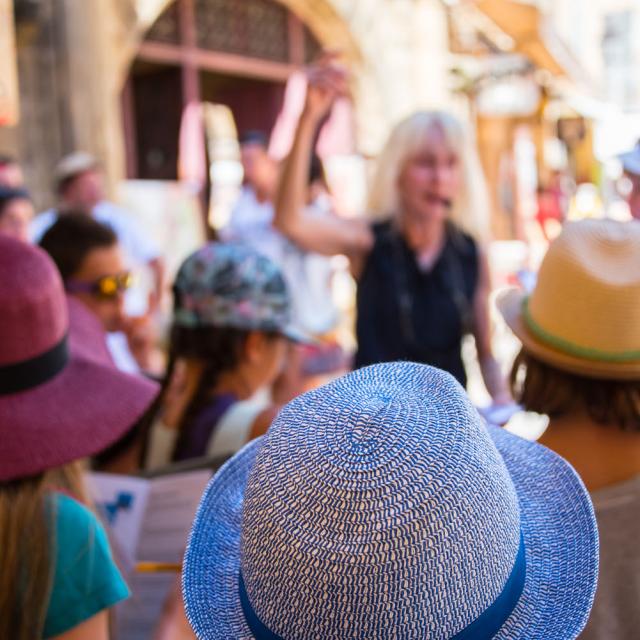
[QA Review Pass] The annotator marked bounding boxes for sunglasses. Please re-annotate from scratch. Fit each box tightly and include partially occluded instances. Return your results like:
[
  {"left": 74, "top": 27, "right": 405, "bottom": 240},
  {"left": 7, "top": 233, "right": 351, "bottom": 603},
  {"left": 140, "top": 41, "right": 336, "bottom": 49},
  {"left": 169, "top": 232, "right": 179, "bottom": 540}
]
[{"left": 66, "top": 271, "right": 133, "bottom": 300}]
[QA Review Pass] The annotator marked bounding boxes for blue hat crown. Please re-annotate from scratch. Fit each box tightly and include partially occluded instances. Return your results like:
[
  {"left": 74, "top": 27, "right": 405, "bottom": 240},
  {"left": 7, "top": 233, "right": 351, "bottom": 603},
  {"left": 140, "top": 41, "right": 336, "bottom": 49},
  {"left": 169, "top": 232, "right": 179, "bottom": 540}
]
[{"left": 239, "top": 363, "right": 522, "bottom": 638}]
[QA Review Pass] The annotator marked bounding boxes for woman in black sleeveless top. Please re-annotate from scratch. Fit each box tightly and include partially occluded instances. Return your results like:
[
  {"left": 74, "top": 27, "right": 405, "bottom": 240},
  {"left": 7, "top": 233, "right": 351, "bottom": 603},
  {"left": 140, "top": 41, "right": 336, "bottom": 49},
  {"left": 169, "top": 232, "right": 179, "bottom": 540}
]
[
  {"left": 274, "top": 62, "right": 510, "bottom": 402},
  {"left": 355, "top": 221, "right": 477, "bottom": 386}
]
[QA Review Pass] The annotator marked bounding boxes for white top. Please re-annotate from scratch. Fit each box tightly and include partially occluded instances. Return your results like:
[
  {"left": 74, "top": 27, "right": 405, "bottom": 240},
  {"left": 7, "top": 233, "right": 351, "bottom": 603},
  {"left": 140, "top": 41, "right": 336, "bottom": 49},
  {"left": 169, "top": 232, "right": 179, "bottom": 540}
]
[
  {"left": 221, "top": 187, "right": 285, "bottom": 264},
  {"left": 144, "top": 392, "right": 269, "bottom": 470},
  {"left": 31, "top": 201, "right": 160, "bottom": 265},
  {"left": 279, "top": 195, "right": 338, "bottom": 335},
  {"left": 105, "top": 331, "right": 140, "bottom": 375}
]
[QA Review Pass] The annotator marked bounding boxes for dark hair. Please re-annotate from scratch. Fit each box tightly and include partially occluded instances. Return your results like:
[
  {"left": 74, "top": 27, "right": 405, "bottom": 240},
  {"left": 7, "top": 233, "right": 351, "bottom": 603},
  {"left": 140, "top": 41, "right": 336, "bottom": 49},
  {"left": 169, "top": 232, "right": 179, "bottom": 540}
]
[
  {"left": 57, "top": 175, "right": 76, "bottom": 197},
  {"left": 39, "top": 211, "right": 117, "bottom": 280},
  {"left": 510, "top": 349, "right": 640, "bottom": 431},
  {"left": 0, "top": 186, "right": 30, "bottom": 217},
  {"left": 239, "top": 130, "right": 269, "bottom": 148},
  {"left": 162, "top": 325, "right": 249, "bottom": 459}
]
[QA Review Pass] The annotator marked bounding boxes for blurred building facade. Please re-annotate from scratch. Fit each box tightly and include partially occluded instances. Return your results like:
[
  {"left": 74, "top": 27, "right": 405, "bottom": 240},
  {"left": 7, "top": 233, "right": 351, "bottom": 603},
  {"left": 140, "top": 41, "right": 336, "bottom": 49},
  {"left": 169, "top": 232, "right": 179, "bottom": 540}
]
[
  {"left": 445, "top": 0, "right": 590, "bottom": 240},
  {"left": 3, "top": 0, "right": 640, "bottom": 237},
  {"left": 0, "top": 0, "right": 451, "bottom": 211},
  {"left": 446, "top": 0, "right": 640, "bottom": 239}
]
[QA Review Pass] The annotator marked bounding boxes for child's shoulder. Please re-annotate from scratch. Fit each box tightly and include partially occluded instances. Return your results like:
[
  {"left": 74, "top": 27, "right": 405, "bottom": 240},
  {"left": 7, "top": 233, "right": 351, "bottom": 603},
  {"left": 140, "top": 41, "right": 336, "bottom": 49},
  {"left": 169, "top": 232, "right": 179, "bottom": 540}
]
[
  {"left": 49, "top": 492, "right": 116, "bottom": 581},
  {"left": 44, "top": 492, "right": 130, "bottom": 637},
  {"left": 52, "top": 492, "right": 102, "bottom": 541}
]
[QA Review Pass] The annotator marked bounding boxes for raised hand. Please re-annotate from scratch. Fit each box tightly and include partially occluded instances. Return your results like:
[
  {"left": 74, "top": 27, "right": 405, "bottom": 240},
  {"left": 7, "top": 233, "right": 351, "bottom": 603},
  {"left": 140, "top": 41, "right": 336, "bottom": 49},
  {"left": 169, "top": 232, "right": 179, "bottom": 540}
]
[{"left": 302, "top": 53, "right": 349, "bottom": 124}]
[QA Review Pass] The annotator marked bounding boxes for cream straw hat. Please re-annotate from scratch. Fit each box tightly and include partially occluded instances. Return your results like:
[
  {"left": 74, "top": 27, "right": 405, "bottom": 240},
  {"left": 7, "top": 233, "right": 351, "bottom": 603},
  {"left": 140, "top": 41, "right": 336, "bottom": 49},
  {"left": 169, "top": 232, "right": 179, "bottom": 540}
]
[{"left": 497, "top": 219, "right": 640, "bottom": 379}]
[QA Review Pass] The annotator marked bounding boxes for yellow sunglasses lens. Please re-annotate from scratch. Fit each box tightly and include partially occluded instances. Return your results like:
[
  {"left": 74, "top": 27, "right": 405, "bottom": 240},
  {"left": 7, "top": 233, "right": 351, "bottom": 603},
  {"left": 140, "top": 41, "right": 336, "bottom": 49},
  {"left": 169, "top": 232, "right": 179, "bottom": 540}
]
[
  {"left": 99, "top": 278, "right": 118, "bottom": 295},
  {"left": 97, "top": 273, "right": 132, "bottom": 297}
]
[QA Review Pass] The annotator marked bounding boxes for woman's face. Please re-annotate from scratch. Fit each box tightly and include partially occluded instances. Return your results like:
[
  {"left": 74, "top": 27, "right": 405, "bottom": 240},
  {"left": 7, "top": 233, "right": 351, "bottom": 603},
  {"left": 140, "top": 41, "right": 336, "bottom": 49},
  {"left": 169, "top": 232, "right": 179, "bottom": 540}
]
[{"left": 397, "top": 125, "right": 461, "bottom": 223}]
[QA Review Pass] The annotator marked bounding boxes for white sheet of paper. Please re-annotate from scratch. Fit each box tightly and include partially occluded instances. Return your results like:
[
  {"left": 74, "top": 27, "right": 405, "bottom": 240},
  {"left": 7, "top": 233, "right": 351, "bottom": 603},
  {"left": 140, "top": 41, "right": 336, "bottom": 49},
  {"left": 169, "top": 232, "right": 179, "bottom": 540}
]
[
  {"left": 137, "top": 470, "right": 212, "bottom": 562},
  {"left": 88, "top": 472, "right": 150, "bottom": 569},
  {"left": 88, "top": 469, "right": 212, "bottom": 639}
]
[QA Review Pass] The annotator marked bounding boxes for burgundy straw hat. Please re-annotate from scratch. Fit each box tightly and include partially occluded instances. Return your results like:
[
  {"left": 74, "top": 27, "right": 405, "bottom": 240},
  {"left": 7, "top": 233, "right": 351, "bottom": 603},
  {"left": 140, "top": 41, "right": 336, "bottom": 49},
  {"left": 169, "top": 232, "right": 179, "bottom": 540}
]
[
  {"left": 0, "top": 236, "right": 159, "bottom": 481},
  {"left": 66, "top": 295, "right": 116, "bottom": 367}
]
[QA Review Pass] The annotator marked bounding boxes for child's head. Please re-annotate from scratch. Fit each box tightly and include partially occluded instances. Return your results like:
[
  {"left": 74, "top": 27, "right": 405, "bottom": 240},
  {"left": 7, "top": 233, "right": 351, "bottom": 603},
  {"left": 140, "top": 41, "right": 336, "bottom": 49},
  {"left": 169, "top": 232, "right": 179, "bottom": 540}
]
[
  {"left": 168, "top": 325, "right": 286, "bottom": 403},
  {"left": 166, "top": 243, "right": 304, "bottom": 432},
  {"left": 40, "top": 212, "right": 129, "bottom": 333},
  {"left": 171, "top": 242, "right": 304, "bottom": 390},
  {"left": 182, "top": 362, "right": 598, "bottom": 638},
  {"left": 499, "top": 219, "right": 640, "bottom": 430}
]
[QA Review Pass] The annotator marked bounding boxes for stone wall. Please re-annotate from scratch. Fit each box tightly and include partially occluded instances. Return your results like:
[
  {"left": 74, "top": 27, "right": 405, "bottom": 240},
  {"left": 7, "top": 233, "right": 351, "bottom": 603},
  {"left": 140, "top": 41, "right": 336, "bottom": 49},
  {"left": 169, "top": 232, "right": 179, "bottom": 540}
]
[
  {"left": 326, "top": 0, "right": 451, "bottom": 155},
  {"left": 1, "top": 0, "right": 139, "bottom": 207}
]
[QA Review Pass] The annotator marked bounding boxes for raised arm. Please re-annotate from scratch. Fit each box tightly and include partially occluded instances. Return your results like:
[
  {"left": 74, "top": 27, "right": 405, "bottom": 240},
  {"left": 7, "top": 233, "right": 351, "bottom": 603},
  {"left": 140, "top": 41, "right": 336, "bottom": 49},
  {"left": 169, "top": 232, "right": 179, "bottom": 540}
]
[{"left": 274, "top": 63, "right": 373, "bottom": 258}]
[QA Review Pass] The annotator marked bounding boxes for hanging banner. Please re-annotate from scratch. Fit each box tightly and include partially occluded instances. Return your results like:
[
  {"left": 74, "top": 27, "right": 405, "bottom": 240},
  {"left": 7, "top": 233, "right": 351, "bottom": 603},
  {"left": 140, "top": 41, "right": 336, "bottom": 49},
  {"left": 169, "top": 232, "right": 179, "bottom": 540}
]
[{"left": 0, "top": 0, "right": 19, "bottom": 126}]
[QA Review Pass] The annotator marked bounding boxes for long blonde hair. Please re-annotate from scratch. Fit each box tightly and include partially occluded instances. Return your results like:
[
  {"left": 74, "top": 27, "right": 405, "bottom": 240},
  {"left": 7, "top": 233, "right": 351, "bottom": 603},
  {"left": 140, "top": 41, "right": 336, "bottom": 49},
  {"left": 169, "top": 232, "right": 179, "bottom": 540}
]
[
  {"left": 0, "top": 461, "right": 88, "bottom": 640},
  {"left": 367, "top": 110, "right": 490, "bottom": 242}
]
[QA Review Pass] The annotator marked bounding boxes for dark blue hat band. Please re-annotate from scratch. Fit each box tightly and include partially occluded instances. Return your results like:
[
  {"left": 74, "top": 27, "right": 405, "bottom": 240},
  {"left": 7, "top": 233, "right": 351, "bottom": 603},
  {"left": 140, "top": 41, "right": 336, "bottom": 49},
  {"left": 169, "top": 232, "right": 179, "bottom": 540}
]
[{"left": 239, "top": 532, "right": 526, "bottom": 640}]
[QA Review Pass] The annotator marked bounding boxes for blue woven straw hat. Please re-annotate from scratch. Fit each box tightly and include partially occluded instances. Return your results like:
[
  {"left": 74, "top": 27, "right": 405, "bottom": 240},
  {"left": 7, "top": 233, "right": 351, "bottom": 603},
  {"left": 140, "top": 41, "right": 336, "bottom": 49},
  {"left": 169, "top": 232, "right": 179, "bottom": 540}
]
[{"left": 183, "top": 363, "right": 598, "bottom": 639}]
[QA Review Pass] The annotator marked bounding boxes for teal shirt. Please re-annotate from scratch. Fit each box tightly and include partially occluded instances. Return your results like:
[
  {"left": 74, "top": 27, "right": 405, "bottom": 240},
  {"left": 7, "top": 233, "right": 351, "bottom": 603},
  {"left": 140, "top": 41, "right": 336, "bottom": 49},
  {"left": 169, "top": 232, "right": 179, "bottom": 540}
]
[{"left": 43, "top": 493, "right": 130, "bottom": 638}]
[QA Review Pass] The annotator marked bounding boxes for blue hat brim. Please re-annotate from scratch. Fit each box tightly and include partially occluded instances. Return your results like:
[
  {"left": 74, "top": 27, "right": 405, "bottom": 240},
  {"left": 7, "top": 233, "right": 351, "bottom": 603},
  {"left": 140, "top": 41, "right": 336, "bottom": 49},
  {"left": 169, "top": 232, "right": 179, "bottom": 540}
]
[{"left": 182, "top": 426, "right": 598, "bottom": 639}]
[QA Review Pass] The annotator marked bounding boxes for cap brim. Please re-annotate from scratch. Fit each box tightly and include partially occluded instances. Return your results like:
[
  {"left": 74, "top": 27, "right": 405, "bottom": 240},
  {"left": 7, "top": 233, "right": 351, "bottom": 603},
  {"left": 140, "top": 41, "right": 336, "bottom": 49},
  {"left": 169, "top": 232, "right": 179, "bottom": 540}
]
[
  {"left": 280, "top": 323, "right": 316, "bottom": 345},
  {"left": 176, "top": 316, "right": 317, "bottom": 347},
  {"left": 0, "top": 355, "right": 159, "bottom": 481},
  {"left": 182, "top": 427, "right": 598, "bottom": 639},
  {"left": 497, "top": 287, "right": 640, "bottom": 380}
]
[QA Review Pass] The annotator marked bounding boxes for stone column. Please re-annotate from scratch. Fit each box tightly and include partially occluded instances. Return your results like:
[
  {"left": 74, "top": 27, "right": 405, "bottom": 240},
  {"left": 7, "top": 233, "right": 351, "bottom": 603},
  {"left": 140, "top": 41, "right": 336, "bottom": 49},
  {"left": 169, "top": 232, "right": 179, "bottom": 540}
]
[
  {"left": 48, "top": 0, "right": 135, "bottom": 196},
  {"left": 4, "top": 0, "right": 137, "bottom": 207}
]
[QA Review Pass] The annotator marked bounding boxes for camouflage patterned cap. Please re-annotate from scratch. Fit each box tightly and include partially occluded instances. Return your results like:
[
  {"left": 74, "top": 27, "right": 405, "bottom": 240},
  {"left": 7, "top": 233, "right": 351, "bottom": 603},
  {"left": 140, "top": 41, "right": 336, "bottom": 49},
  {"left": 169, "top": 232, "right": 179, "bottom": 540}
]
[{"left": 172, "top": 242, "right": 308, "bottom": 342}]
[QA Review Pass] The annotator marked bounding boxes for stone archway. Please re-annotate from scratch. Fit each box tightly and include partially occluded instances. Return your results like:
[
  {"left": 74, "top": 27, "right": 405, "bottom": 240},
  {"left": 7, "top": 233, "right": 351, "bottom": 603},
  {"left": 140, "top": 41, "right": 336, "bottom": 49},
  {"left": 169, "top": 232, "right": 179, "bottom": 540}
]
[
  {"left": 17, "top": 0, "right": 446, "bottom": 195},
  {"left": 120, "top": 0, "right": 452, "bottom": 158},
  {"left": 101, "top": 0, "right": 363, "bottom": 184},
  {"left": 6, "top": 0, "right": 449, "bottom": 205},
  {"left": 119, "top": 0, "right": 362, "bottom": 87}
]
